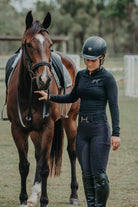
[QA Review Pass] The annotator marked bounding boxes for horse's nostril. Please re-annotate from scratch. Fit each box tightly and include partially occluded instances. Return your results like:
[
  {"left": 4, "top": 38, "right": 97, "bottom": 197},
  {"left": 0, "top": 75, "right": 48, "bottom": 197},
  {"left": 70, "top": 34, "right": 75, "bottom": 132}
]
[
  {"left": 39, "top": 74, "right": 47, "bottom": 84},
  {"left": 48, "top": 75, "right": 52, "bottom": 82},
  {"left": 38, "top": 76, "right": 43, "bottom": 84}
]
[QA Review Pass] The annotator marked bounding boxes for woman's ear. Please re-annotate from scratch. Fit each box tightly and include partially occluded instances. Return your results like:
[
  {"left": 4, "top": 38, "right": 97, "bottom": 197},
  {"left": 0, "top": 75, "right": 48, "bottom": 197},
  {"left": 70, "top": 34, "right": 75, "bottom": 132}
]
[{"left": 100, "top": 55, "right": 105, "bottom": 65}]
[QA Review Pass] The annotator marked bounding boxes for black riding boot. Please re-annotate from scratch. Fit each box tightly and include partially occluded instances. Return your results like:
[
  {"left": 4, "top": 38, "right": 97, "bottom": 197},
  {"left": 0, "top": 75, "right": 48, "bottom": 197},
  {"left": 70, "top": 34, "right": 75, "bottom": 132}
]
[
  {"left": 94, "top": 173, "right": 109, "bottom": 207},
  {"left": 82, "top": 175, "right": 95, "bottom": 207}
]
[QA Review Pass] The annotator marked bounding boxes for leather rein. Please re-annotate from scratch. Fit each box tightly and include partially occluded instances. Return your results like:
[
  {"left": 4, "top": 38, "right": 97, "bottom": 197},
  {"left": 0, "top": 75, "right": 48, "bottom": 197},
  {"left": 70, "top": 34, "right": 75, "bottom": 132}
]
[{"left": 17, "top": 38, "right": 52, "bottom": 128}]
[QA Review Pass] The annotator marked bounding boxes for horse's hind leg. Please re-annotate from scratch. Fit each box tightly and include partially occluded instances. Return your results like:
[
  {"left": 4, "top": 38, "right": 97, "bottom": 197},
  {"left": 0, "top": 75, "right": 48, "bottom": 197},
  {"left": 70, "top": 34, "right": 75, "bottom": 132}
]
[
  {"left": 28, "top": 132, "right": 41, "bottom": 207},
  {"left": 62, "top": 114, "right": 79, "bottom": 205},
  {"left": 11, "top": 124, "right": 30, "bottom": 207}
]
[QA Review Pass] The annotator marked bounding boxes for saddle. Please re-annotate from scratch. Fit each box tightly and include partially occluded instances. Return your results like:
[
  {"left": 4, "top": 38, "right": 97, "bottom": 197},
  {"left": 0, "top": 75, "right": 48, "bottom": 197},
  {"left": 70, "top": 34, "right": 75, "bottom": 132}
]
[{"left": 5, "top": 49, "right": 72, "bottom": 89}]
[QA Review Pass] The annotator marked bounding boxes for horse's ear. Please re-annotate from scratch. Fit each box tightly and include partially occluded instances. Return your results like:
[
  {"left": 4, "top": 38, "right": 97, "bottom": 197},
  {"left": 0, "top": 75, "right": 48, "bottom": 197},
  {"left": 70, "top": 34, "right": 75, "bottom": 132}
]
[
  {"left": 42, "top": 12, "right": 51, "bottom": 29},
  {"left": 26, "top": 10, "right": 33, "bottom": 30}
]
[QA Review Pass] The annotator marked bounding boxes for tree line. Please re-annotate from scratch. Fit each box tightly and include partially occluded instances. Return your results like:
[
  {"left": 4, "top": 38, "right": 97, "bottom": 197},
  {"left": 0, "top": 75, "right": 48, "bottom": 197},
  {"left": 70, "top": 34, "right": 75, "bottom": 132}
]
[{"left": 0, "top": 0, "right": 138, "bottom": 55}]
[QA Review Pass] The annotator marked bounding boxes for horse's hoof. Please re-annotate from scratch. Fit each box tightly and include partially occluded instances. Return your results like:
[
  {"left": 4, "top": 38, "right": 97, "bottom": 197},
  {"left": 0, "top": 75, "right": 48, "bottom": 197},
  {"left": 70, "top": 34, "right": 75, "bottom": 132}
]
[
  {"left": 27, "top": 196, "right": 37, "bottom": 207},
  {"left": 27, "top": 200, "right": 36, "bottom": 207},
  {"left": 69, "top": 198, "right": 80, "bottom": 205}
]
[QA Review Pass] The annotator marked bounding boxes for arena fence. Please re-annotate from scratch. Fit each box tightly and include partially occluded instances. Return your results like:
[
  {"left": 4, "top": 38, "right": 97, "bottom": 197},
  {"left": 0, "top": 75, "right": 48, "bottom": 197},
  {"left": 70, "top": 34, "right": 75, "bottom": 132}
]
[
  {"left": 67, "top": 54, "right": 80, "bottom": 71},
  {"left": 124, "top": 55, "right": 138, "bottom": 97}
]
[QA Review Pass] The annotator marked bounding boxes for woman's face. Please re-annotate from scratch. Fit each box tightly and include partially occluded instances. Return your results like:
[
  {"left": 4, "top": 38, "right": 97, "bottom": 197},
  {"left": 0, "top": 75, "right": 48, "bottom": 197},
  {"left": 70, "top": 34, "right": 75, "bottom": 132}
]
[{"left": 85, "top": 58, "right": 100, "bottom": 74}]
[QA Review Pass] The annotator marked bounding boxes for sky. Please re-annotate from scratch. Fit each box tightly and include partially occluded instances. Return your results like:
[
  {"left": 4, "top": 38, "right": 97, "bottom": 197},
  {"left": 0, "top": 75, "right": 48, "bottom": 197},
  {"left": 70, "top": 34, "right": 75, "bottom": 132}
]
[
  {"left": 11, "top": 0, "right": 138, "bottom": 12},
  {"left": 10, "top": 0, "right": 51, "bottom": 12}
]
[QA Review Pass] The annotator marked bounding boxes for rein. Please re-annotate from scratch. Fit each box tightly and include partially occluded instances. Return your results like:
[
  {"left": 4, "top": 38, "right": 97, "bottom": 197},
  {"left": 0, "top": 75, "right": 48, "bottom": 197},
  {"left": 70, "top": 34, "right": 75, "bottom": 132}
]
[{"left": 17, "top": 43, "right": 51, "bottom": 128}]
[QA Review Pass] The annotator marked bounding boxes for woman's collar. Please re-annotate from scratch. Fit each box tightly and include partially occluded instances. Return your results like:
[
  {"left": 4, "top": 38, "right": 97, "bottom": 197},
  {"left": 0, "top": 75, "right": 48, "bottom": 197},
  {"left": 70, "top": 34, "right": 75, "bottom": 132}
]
[{"left": 86, "top": 67, "right": 103, "bottom": 75}]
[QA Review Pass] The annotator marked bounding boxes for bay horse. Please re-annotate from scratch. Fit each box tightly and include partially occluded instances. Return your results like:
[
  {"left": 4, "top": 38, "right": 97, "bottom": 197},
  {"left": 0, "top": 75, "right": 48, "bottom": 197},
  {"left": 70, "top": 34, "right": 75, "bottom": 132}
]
[{"left": 6, "top": 11, "right": 80, "bottom": 207}]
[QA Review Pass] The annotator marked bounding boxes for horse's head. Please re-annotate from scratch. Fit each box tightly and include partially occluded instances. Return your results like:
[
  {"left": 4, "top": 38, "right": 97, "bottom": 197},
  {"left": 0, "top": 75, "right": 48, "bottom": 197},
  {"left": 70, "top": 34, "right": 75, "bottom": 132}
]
[{"left": 22, "top": 11, "right": 53, "bottom": 90}]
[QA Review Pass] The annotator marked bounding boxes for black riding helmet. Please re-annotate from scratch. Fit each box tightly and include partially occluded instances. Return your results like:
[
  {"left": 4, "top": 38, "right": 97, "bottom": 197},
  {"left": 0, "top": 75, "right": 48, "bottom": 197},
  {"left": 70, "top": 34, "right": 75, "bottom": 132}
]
[{"left": 81, "top": 36, "right": 107, "bottom": 60}]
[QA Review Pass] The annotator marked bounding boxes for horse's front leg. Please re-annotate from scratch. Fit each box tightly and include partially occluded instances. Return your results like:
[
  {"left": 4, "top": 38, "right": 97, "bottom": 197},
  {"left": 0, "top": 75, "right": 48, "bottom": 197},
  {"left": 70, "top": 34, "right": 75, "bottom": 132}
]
[
  {"left": 11, "top": 123, "right": 30, "bottom": 207},
  {"left": 28, "top": 132, "right": 41, "bottom": 207},
  {"left": 62, "top": 115, "right": 79, "bottom": 205},
  {"left": 39, "top": 122, "right": 54, "bottom": 207}
]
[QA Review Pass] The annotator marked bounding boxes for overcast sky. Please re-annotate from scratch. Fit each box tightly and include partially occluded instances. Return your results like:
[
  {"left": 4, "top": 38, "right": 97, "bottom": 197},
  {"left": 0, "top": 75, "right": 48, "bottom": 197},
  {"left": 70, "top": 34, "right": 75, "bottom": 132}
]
[
  {"left": 11, "top": 0, "right": 138, "bottom": 12},
  {"left": 10, "top": 0, "right": 50, "bottom": 12}
]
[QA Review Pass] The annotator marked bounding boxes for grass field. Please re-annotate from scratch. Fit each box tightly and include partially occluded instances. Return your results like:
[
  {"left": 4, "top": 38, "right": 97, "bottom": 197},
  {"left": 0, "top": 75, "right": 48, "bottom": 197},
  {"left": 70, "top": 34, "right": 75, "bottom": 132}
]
[{"left": 0, "top": 63, "right": 138, "bottom": 207}]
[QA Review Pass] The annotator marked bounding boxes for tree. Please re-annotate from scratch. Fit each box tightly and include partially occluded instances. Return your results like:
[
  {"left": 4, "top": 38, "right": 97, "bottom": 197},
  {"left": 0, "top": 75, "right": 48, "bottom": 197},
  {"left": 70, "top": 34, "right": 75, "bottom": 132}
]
[
  {"left": 0, "top": 0, "right": 137, "bottom": 55},
  {"left": 57, "top": 0, "right": 97, "bottom": 53},
  {"left": 95, "top": 0, "right": 105, "bottom": 36},
  {"left": 102, "top": 0, "right": 126, "bottom": 54},
  {"left": 124, "top": 0, "right": 137, "bottom": 53},
  {"left": 0, "top": 1, "right": 25, "bottom": 54}
]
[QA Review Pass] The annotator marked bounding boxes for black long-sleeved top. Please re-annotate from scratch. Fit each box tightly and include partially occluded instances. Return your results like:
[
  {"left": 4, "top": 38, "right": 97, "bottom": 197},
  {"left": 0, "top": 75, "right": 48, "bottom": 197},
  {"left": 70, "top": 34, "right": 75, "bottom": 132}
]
[{"left": 50, "top": 67, "right": 120, "bottom": 136}]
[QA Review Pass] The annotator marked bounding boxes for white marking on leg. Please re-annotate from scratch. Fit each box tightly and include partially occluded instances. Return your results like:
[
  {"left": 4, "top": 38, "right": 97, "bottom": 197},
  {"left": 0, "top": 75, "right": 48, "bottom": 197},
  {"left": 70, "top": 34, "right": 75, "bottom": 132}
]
[
  {"left": 27, "top": 182, "right": 41, "bottom": 207},
  {"left": 20, "top": 204, "right": 28, "bottom": 207},
  {"left": 35, "top": 34, "right": 45, "bottom": 47}
]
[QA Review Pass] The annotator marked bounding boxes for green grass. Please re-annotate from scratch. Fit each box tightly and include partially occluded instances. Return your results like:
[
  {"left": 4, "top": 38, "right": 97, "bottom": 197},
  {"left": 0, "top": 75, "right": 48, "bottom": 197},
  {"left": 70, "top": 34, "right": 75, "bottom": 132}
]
[{"left": 0, "top": 68, "right": 138, "bottom": 207}]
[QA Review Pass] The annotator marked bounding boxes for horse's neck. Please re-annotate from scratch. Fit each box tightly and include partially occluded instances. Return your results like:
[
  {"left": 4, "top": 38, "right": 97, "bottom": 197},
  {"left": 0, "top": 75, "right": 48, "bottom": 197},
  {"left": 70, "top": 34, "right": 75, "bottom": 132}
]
[{"left": 18, "top": 57, "right": 31, "bottom": 97}]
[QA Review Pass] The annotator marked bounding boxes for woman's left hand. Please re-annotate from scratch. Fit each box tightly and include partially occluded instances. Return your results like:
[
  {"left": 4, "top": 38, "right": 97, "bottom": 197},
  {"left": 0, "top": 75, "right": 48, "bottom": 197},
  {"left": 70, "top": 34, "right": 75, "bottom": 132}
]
[
  {"left": 34, "top": 90, "right": 48, "bottom": 101},
  {"left": 111, "top": 136, "right": 121, "bottom": 151}
]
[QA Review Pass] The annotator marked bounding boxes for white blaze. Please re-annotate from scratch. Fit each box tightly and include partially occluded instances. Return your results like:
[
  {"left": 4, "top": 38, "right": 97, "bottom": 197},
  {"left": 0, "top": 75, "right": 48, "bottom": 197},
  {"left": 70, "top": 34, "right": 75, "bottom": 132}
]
[{"left": 35, "top": 34, "right": 45, "bottom": 47}]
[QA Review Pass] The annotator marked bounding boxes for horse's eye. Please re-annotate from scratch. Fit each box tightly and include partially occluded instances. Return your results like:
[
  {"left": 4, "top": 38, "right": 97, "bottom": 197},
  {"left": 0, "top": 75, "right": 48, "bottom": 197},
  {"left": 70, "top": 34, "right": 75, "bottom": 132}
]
[{"left": 27, "top": 43, "right": 32, "bottom": 48}]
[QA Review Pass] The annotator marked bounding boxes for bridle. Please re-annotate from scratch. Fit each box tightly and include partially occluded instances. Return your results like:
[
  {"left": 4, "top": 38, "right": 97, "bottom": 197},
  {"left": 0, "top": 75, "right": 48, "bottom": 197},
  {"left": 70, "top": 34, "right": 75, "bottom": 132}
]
[
  {"left": 17, "top": 30, "right": 52, "bottom": 128},
  {"left": 23, "top": 28, "right": 52, "bottom": 77},
  {"left": 24, "top": 43, "right": 52, "bottom": 77}
]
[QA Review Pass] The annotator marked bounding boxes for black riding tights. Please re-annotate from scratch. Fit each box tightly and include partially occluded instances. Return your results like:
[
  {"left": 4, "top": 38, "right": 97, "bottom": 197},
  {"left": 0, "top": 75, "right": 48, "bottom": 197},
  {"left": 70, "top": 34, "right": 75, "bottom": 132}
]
[{"left": 76, "top": 119, "right": 111, "bottom": 177}]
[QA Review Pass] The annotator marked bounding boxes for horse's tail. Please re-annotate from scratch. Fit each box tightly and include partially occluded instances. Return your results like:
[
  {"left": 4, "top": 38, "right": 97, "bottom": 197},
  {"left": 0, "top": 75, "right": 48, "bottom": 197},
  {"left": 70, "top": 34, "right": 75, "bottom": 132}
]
[{"left": 50, "top": 119, "right": 64, "bottom": 176}]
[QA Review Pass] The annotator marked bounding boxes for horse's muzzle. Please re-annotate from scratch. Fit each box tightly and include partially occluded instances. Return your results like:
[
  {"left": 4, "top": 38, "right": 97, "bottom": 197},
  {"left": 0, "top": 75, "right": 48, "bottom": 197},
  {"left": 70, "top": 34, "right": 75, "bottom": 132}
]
[{"left": 37, "top": 74, "right": 52, "bottom": 90}]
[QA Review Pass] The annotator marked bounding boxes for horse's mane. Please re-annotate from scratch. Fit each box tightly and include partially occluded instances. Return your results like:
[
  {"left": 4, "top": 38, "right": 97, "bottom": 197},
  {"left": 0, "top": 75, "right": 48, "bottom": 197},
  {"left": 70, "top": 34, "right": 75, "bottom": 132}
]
[{"left": 22, "top": 21, "right": 43, "bottom": 43}]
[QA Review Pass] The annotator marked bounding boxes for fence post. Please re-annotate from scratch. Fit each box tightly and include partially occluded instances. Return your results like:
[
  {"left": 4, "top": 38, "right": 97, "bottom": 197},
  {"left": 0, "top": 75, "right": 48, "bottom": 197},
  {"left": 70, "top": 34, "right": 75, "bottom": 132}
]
[{"left": 124, "top": 55, "right": 138, "bottom": 97}]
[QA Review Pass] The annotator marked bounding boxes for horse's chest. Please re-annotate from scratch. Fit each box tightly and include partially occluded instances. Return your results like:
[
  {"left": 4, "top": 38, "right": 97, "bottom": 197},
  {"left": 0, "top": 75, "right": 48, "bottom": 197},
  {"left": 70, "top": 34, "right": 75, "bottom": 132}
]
[{"left": 30, "top": 110, "right": 46, "bottom": 129}]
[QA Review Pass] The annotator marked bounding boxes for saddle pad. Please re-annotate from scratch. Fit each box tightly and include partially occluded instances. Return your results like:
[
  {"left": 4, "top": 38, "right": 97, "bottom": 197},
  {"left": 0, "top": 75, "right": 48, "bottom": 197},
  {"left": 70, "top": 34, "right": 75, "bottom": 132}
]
[{"left": 51, "top": 52, "right": 72, "bottom": 89}]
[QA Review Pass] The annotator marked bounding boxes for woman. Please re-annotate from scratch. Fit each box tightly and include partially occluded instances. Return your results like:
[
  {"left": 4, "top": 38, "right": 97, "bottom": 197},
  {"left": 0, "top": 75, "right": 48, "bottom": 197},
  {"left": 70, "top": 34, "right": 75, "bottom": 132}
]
[{"left": 35, "top": 36, "right": 121, "bottom": 207}]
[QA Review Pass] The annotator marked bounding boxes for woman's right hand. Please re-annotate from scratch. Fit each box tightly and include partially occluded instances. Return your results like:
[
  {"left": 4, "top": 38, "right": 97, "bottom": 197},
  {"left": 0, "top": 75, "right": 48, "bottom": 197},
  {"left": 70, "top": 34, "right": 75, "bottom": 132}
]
[
  {"left": 111, "top": 136, "right": 121, "bottom": 151},
  {"left": 34, "top": 90, "right": 48, "bottom": 101}
]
